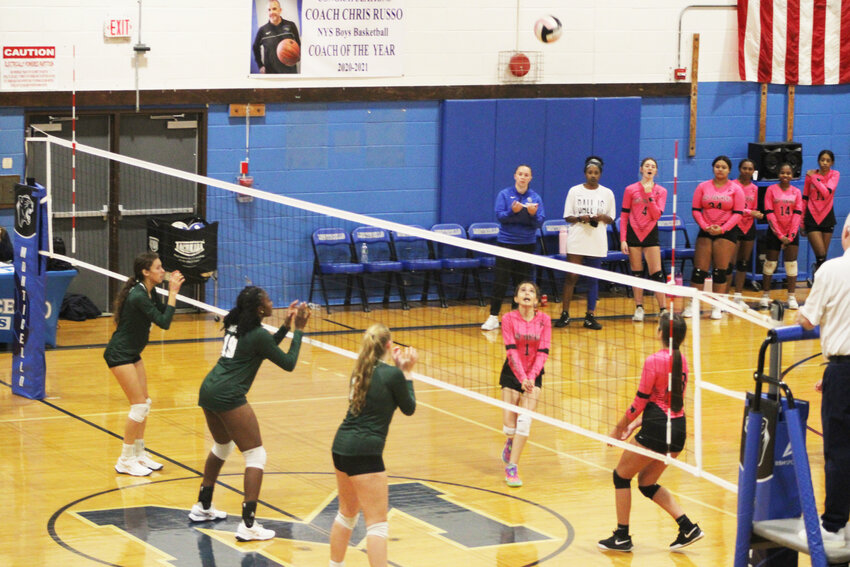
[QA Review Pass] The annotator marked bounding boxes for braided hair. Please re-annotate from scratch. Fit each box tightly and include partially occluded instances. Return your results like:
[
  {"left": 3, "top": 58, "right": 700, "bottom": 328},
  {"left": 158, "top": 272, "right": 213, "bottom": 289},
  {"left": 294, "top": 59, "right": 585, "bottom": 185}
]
[
  {"left": 222, "top": 286, "right": 267, "bottom": 336},
  {"left": 660, "top": 311, "right": 688, "bottom": 413}
]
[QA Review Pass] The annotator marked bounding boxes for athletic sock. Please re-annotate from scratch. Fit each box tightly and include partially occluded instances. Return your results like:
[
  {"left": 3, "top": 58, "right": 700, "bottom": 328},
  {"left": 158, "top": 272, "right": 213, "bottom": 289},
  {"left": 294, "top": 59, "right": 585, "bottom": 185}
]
[
  {"left": 199, "top": 485, "right": 214, "bottom": 509},
  {"left": 134, "top": 439, "right": 145, "bottom": 456},
  {"left": 615, "top": 524, "right": 629, "bottom": 536},
  {"left": 121, "top": 443, "right": 135, "bottom": 459},
  {"left": 242, "top": 501, "right": 257, "bottom": 528},
  {"left": 676, "top": 514, "right": 694, "bottom": 532}
]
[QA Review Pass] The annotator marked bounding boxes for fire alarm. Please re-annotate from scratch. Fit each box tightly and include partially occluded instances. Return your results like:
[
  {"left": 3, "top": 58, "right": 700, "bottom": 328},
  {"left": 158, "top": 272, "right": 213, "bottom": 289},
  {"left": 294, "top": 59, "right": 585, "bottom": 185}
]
[{"left": 674, "top": 68, "right": 687, "bottom": 81}]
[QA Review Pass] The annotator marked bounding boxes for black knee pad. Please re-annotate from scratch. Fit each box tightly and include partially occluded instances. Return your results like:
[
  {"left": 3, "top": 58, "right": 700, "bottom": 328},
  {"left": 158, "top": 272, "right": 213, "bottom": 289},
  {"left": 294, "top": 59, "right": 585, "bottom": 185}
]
[
  {"left": 725, "top": 265, "right": 734, "bottom": 276},
  {"left": 638, "top": 483, "right": 661, "bottom": 500},
  {"left": 712, "top": 267, "right": 728, "bottom": 284},
  {"left": 613, "top": 470, "right": 632, "bottom": 489},
  {"left": 649, "top": 270, "right": 665, "bottom": 282},
  {"left": 691, "top": 268, "right": 708, "bottom": 285},
  {"left": 736, "top": 259, "right": 748, "bottom": 272}
]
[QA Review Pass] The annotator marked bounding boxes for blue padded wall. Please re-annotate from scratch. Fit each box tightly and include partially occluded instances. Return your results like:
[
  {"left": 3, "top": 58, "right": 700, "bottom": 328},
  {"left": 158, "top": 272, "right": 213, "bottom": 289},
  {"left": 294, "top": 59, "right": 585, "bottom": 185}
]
[{"left": 440, "top": 98, "right": 641, "bottom": 229}]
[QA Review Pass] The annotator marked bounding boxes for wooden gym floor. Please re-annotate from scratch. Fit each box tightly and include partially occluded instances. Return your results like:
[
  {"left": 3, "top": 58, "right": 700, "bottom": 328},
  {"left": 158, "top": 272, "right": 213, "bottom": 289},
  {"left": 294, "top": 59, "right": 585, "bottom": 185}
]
[{"left": 0, "top": 290, "right": 828, "bottom": 567}]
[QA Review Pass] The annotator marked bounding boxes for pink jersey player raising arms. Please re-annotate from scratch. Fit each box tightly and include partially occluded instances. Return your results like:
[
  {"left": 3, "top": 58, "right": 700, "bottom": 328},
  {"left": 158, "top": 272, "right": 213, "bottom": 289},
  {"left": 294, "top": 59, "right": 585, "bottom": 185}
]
[
  {"left": 759, "top": 163, "right": 804, "bottom": 310},
  {"left": 499, "top": 281, "right": 551, "bottom": 488},
  {"left": 597, "top": 312, "right": 704, "bottom": 553},
  {"left": 729, "top": 158, "right": 763, "bottom": 308},
  {"left": 685, "top": 155, "right": 745, "bottom": 320},
  {"left": 620, "top": 157, "right": 668, "bottom": 322},
  {"left": 804, "top": 149, "right": 840, "bottom": 275}
]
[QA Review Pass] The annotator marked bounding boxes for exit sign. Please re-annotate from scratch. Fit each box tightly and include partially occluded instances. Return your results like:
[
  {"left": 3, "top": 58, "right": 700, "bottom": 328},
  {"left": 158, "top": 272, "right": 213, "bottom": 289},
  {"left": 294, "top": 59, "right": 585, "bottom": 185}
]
[{"left": 104, "top": 17, "right": 132, "bottom": 38}]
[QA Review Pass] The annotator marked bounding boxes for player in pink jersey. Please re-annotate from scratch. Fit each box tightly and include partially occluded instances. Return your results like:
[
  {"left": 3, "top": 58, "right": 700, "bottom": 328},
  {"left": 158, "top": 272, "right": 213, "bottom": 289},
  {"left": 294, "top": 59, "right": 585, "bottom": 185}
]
[
  {"left": 729, "top": 159, "right": 763, "bottom": 309},
  {"left": 685, "top": 155, "right": 745, "bottom": 320},
  {"left": 759, "top": 163, "right": 804, "bottom": 310},
  {"left": 804, "top": 149, "right": 840, "bottom": 275},
  {"left": 620, "top": 157, "right": 668, "bottom": 322},
  {"left": 598, "top": 312, "right": 704, "bottom": 552},
  {"left": 499, "top": 281, "right": 551, "bottom": 487}
]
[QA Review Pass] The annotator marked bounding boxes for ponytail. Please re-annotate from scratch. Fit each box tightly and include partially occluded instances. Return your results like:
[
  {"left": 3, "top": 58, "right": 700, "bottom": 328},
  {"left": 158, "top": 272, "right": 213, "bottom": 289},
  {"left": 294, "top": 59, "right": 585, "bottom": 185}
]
[
  {"left": 659, "top": 311, "right": 687, "bottom": 413},
  {"left": 113, "top": 252, "right": 159, "bottom": 324},
  {"left": 349, "top": 324, "right": 391, "bottom": 416}
]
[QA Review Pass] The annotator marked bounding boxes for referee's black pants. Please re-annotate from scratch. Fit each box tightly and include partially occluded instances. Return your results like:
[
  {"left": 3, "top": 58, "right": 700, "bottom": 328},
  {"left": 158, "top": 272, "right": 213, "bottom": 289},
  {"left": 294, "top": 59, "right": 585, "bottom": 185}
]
[
  {"left": 488, "top": 242, "right": 536, "bottom": 316},
  {"left": 821, "top": 358, "right": 850, "bottom": 533}
]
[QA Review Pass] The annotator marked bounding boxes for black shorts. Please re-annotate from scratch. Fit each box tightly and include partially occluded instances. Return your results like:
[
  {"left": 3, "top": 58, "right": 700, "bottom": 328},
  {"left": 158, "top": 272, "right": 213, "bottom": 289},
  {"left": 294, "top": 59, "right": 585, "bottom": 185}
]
[
  {"left": 499, "top": 360, "right": 543, "bottom": 392},
  {"left": 763, "top": 229, "right": 800, "bottom": 251},
  {"left": 332, "top": 453, "right": 385, "bottom": 476},
  {"left": 634, "top": 403, "right": 687, "bottom": 454},
  {"left": 736, "top": 224, "right": 756, "bottom": 242},
  {"left": 104, "top": 352, "right": 141, "bottom": 369},
  {"left": 625, "top": 224, "right": 660, "bottom": 248},
  {"left": 804, "top": 209, "right": 836, "bottom": 233},
  {"left": 697, "top": 228, "right": 739, "bottom": 244}
]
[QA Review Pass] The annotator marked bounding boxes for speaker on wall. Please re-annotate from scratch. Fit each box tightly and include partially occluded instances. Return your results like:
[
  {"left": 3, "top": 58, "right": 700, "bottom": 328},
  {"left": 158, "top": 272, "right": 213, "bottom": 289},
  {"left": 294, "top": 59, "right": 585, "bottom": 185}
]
[{"left": 748, "top": 142, "right": 803, "bottom": 179}]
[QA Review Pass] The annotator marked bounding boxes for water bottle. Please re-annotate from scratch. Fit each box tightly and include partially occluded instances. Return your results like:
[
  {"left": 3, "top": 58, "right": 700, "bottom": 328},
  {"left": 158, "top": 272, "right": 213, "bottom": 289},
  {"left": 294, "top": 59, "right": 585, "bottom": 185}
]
[
  {"left": 558, "top": 227, "right": 568, "bottom": 255},
  {"left": 361, "top": 242, "right": 368, "bottom": 262}
]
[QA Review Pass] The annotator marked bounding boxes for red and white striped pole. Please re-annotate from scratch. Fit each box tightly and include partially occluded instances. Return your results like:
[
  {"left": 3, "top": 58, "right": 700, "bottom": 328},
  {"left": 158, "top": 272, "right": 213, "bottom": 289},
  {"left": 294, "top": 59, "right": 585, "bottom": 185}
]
[{"left": 71, "top": 45, "right": 77, "bottom": 254}]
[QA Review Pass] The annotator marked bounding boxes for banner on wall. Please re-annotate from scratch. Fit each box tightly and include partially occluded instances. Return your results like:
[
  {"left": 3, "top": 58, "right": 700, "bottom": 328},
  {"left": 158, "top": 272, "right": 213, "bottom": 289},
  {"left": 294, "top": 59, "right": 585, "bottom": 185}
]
[{"left": 250, "top": 0, "right": 404, "bottom": 78}]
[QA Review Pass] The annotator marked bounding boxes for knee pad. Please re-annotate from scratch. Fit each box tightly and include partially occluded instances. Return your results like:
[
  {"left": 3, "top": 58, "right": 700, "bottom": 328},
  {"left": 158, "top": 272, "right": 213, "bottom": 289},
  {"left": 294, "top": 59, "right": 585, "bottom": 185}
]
[
  {"left": 366, "top": 521, "right": 388, "bottom": 539},
  {"left": 711, "top": 267, "right": 728, "bottom": 284},
  {"left": 690, "top": 268, "right": 708, "bottom": 285},
  {"left": 762, "top": 260, "right": 778, "bottom": 276},
  {"left": 649, "top": 270, "right": 665, "bottom": 283},
  {"left": 503, "top": 425, "right": 516, "bottom": 436},
  {"left": 725, "top": 265, "right": 734, "bottom": 276},
  {"left": 638, "top": 483, "right": 661, "bottom": 500},
  {"left": 613, "top": 470, "right": 632, "bottom": 489},
  {"left": 785, "top": 261, "right": 798, "bottom": 278},
  {"left": 128, "top": 403, "right": 149, "bottom": 423},
  {"left": 212, "top": 440, "right": 236, "bottom": 461},
  {"left": 334, "top": 511, "right": 360, "bottom": 530},
  {"left": 242, "top": 446, "right": 267, "bottom": 470},
  {"left": 516, "top": 414, "right": 531, "bottom": 437},
  {"left": 736, "top": 259, "right": 749, "bottom": 272}
]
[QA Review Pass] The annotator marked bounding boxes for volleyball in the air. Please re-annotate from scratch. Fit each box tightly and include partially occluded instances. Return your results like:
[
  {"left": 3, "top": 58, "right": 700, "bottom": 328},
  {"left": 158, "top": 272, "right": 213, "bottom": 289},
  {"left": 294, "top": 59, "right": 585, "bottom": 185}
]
[{"left": 534, "top": 15, "right": 562, "bottom": 43}]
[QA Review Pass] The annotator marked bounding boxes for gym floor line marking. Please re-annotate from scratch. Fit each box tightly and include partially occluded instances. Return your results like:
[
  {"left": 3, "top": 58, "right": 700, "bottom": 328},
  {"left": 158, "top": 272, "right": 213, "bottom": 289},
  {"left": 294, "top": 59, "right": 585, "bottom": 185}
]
[{"left": 415, "top": 399, "right": 738, "bottom": 519}]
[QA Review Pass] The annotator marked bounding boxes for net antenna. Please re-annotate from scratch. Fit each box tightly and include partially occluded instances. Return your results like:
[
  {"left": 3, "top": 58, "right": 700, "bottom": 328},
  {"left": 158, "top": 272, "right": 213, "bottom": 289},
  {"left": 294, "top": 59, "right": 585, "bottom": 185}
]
[
  {"left": 666, "top": 140, "right": 679, "bottom": 452},
  {"left": 71, "top": 44, "right": 77, "bottom": 254}
]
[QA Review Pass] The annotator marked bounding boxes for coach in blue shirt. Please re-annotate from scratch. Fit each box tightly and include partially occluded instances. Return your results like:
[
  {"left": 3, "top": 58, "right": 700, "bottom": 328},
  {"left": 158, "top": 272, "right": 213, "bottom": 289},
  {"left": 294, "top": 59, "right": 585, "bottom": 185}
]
[{"left": 481, "top": 165, "right": 545, "bottom": 331}]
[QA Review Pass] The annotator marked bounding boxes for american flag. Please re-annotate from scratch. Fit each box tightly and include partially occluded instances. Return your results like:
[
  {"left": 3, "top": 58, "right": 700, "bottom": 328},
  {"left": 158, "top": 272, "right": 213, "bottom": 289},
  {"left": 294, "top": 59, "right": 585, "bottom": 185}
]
[{"left": 738, "top": 0, "right": 850, "bottom": 85}]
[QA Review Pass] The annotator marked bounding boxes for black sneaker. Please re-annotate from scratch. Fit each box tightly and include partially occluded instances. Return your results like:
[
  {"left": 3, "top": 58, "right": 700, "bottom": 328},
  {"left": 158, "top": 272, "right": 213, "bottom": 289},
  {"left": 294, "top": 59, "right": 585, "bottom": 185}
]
[
  {"left": 553, "top": 311, "right": 570, "bottom": 328},
  {"left": 669, "top": 524, "right": 704, "bottom": 550},
  {"left": 598, "top": 532, "right": 633, "bottom": 552},
  {"left": 583, "top": 312, "right": 602, "bottom": 330}
]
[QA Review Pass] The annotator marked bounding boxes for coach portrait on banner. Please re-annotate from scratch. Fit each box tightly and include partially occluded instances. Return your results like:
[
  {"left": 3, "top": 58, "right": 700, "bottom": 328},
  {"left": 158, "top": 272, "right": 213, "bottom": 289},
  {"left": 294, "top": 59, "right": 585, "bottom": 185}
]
[{"left": 251, "top": 0, "right": 301, "bottom": 74}]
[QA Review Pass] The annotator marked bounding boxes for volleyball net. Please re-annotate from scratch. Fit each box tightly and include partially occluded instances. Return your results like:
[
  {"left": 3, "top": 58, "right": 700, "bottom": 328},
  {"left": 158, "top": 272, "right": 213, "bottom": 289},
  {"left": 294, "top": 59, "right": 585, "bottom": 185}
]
[{"left": 26, "top": 132, "right": 779, "bottom": 493}]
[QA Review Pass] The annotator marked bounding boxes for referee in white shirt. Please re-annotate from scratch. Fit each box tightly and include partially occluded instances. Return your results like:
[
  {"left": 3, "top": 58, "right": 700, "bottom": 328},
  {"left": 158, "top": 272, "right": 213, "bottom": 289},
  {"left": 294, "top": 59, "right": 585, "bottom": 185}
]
[{"left": 797, "top": 213, "right": 850, "bottom": 547}]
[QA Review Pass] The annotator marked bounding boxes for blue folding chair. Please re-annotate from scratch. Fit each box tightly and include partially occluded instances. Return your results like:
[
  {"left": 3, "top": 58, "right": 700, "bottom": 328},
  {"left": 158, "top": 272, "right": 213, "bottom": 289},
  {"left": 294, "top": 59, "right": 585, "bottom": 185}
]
[
  {"left": 392, "top": 226, "right": 447, "bottom": 308},
  {"left": 537, "top": 219, "right": 569, "bottom": 302},
  {"left": 309, "top": 228, "right": 369, "bottom": 314},
  {"left": 351, "top": 226, "right": 409, "bottom": 310},
  {"left": 431, "top": 223, "right": 484, "bottom": 306},
  {"left": 658, "top": 214, "right": 695, "bottom": 276}
]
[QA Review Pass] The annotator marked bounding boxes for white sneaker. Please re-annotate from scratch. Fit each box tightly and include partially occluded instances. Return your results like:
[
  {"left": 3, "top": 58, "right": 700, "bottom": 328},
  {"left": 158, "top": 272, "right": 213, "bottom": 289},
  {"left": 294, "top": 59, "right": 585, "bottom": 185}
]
[
  {"left": 710, "top": 306, "right": 722, "bottom": 320},
  {"left": 632, "top": 305, "right": 645, "bottom": 322},
  {"left": 759, "top": 294, "right": 771, "bottom": 309},
  {"left": 798, "top": 523, "right": 846, "bottom": 549},
  {"left": 481, "top": 314, "right": 500, "bottom": 331},
  {"left": 115, "top": 456, "right": 152, "bottom": 477},
  {"left": 189, "top": 502, "right": 227, "bottom": 522},
  {"left": 682, "top": 301, "right": 694, "bottom": 318},
  {"left": 733, "top": 293, "right": 749, "bottom": 311},
  {"left": 787, "top": 296, "right": 799, "bottom": 310},
  {"left": 138, "top": 452, "right": 163, "bottom": 471},
  {"left": 236, "top": 520, "right": 275, "bottom": 541}
]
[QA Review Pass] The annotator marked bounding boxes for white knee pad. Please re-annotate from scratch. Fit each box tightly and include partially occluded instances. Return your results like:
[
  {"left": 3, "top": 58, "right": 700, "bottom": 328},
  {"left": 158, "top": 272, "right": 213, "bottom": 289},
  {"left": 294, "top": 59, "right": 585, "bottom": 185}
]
[
  {"left": 516, "top": 414, "right": 532, "bottom": 437},
  {"left": 366, "top": 521, "right": 388, "bottom": 539},
  {"left": 784, "top": 261, "right": 798, "bottom": 278},
  {"left": 502, "top": 425, "right": 516, "bottom": 436},
  {"left": 211, "top": 440, "right": 236, "bottom": 461},
  {"left": 128, "top": 403, "right": 149, "bottom": 423},
  {"left": 334, "top": 511, "right": 360, "bottom": 530},
  {"left": 762, "top": 260, "right": 778, "bottom": 276},
  {"left": 242, "top": 446, "right": 267, "bottom": 470}
]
